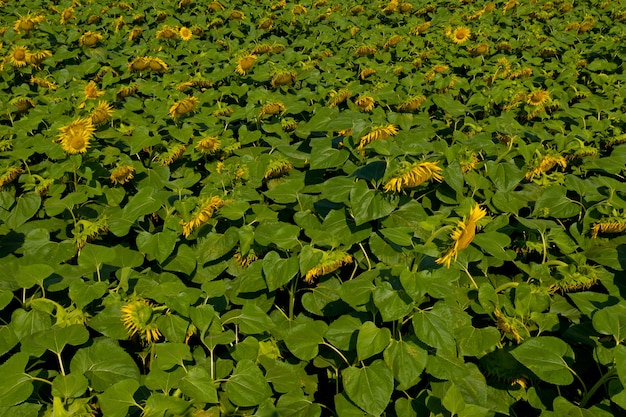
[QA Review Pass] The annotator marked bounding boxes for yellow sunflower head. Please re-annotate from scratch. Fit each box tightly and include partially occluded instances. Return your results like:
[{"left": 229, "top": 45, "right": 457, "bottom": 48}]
[
  {"left": 235, "top": 54, "right": 257, "bottom": 75},
  {"left": 90, "top": 101, "right": 114, "bottom": 125},
  {"left": 527, "top": 90, "right": 550, "bottom": 106},
  {"left": 10, "top": 45, "right": 29, "bottom": 67},
  {"left": 451, "top": 26, "right": 471, "bottom": 44},
  {"left": 110, "top": 165, "right": 135, "bottom": 185},
  {"left": 120, "top": 299, "right": 162, "bottom": 344},
  {"left": 58, "top": 118, "right": 95, "bottom": 154},
  {"left": 84, "top": 81, "right": 105, "bottom": 100},
  {"left": 195, "top": 136, "right": 221, "bottom": 154},
  {"left": 79, "top": 31, "right": 103, "bottom": 47},
  {"left": 179, "top": 26, "right": 192, "bottom": 40},
  {"left": 169, "top": 96, "right": 199, "bottom": 119}
]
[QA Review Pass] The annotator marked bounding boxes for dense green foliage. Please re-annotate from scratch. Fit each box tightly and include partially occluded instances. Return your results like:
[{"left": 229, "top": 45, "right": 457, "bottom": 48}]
[{"left": 1, "top": 0, "right": 626, "bottom": 416}]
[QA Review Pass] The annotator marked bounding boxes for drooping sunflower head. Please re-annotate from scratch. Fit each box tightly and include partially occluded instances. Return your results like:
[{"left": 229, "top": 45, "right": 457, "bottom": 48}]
[
  {"left": 526, "top": 90, "right": 550, "bottom": 106},
  {"left": 84, "top": 81, "right": 104, "bottom": 100},
  {"left": 79, "top": 31, "right": 103, "bottom": 47},
  {"left": 304, "top": 250, "right": 353, "bottom": 283},
  {"left": 73, "top": 217, "right": 109, "bottom": 249},
  {"left": 264, "top": 157, "right": 293, "bottom": 179},
  {"left": 396, "top": 95, "right": 426, "bottom": 112},
  {"left": 179, "top": 26, "right": 192, "bottom": 40},
  {"left": 169, "top": 96, "right": 199, "bottom": 119},
  {"left": 30, "top": 76, "right": 57, "bottom": 90},
  {"left": 58, "top": 118, "right": 96, "bottom": 154},
  {"left": 110, "top": 164, "right": 135, "bottom": 185},
  {"left": 0, "top": 165, "right": 24, "bottom": 189},
  {"left": 120, "top": 299, "right": 162, "bottom": 344},
  {"left": 26, "top": 50, "right": 51, "bottom": 68},
  {"left": 195, "top": 136, "right": 221, "bottom": 154},
  {"left": 435, "top": 204, "right": 486, "bottom": 268},
  {"left": 156, "top": 24, "right": 179, "bottom": 40},
  {"left": 258, "top": 101, "right": 286, "bottom": 118},
  {"left": 229, "top": 10, "right": 246, "bottom": 20},
  {"left": 235, "top": 54, "right": 257, "bottom": 75},
  {"left": 451, "top": 26, "right": 471, "bottom": 44},
  {"left": 358, "top": 124, "right": 398, "bottom": 149},
  {"left": 525, "top": 152, "right": 567, "bottom": 180},
  {"left": 128, "top": 26, "right": 143, "bottom": 41},
  {"left": 60, "top": 7, "right": 74, "bottom": 24},
  {"left": 355, "top": 95, "right": 375, "bottom": 112},
  {"left": 148, "top": 57, "right": 169, "bottom": 73},
  {"left": 90, "top": 101, "right": 114, "bottom": 125},
  {"left": 383, "top": 160, "right": 443, "bottom": 192},
  {"left": 10, "top": 97, "right": 36, "bottom": 114},
  {"left": 9, "top": 45, "right": 29, "bottom": 67},
  {"left": 270, "top": 70, "right": 297, "bottom": 88},
  {"left": 128, "top": 56, "right": 150, "bottom": 72}
]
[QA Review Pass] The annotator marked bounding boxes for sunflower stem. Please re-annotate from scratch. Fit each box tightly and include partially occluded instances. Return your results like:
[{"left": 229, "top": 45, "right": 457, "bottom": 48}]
[
  {"left": 57, "top": 352, "right": 66, "bottom": 376},
  {"left": 580, "top": 367, "right": 617, "bottom": 408}
]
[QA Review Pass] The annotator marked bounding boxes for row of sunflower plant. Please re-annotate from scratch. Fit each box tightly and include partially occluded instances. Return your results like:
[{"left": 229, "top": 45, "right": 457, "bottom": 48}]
[{"left": 1, "top": 0, "right": 626, "bottom": 416}]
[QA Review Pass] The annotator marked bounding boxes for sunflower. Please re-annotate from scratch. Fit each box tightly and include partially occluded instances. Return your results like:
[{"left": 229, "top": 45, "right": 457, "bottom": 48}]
[
  {"left": 304, "top": 250, "right": 352, "bottom": 283},
  {"left": 26, "top": 50, "right": 51, "bottom": 68},
  {"left": 358, "top": 124, "right": 397, "bottom": 149},
  {"left": 229, "top": 10, "right": 245, "bottom": 20},
  {"left": 271, "top": 70, "right": 296, "bottom": 88},
  {"left": 451, "top": 26, "right": 471, "bottom": 44},
  {"left": 360, "top": 68, "right": 376, "bottom": 79},
  {"left": 195, "top": 136, "right": 220, "bottom": 154},
  {"left": 525, "top": 153, "right": 567, "bottom": 180},
  {"left": 60, "top": 7, "right": 74, "bottom": 24},
  {"left": 90, "top": 101, "right": 113, "bottom": 125},
  {"left": 110, "top": 165, "right": 135, "bottom": 185},
  {"left": 148, "top": 57, "right": 168, "bottom": 73},
  {"left": 128, "top": 27, "right": 143, "bottom": 41},
  {"left": 258, "top": 101, "right": 285, "bottom": 117},
  {"left": 84, "top": 81, "right": 105, "bottom": 100},
  {"left": 9, "top": 45, "right": 29, "bottom": 67},
  {"left": 436, "top": 205, "right": 487, "bottom": 268},
  {"left": 0, "top": 166, "right": 23, "bottom": 188},
  {"left": 527, "top": 90, "right": 550, "bottom": 106},
  {"left": 58, "top": 118, "right": 95, "bottom": 154},
  {"left": 156, "top": 24, "right": 178, "bottom": 40},
  {"left": 30, "top": 76, "right": 57, "bottom": 90},
  {"left": 10, "top": 97, "right": 36, "bottom": 114},
  {"left": 73, "top": 217, "right": 109, "bottom": 249},
  {"left": 328, "top": 89, "right": 352, "bottom": 108},
  {"left": 158, "top": 144, "right": 187, "bottom": 166},
  {"left": 169, "top": 96, "right": 199, "bottom": 119},
  {"left": 355, "top": 95, "right": 375, "bottom": 112},
  {"left": 181, "top": 196, "right": 226, "bottom": 237},
  {"left": 264, "top": 157, "right": 293, "bottom": 179},
  {"left": 235, "top": 54, "right": 257, "bottom": 75},
  {"left": 179, "top": 26, "right": 192, "bottom": 40},
  {"left": 79, "top": 31, "right": 102, "bottom": 47},
  {"left": 396, "top": 95, "right": 426, "bottom": 112},
  {"left": 120, "top": 299, "right": 162, "bottom": 344},
  {"left": 591, "top": 213, "right": 626, "bottom": 238},
  {"left": 13, "top": 15, "right": 43, "bottom": 33},
  {"left": 383, "top": 161, "right": 443, "bottom": 192}
]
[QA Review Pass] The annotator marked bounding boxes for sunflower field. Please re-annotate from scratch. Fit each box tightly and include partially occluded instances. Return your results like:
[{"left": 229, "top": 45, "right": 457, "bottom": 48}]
[{"left": 1, "top": 0, "right": 626, "bottom": 416}]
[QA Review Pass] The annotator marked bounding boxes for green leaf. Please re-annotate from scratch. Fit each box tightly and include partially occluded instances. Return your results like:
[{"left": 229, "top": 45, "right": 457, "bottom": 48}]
[
  {"left": 51, "top": 373, "right": 88, "bottom": 399},
  {"left": 0, "top": 352, "right": 33, "bottom": 407},
  {"left": 383, "top": 340, "right": 427, "bottom": 391},
  {"left": 456, "top": 326, "right": 501, "bottom": 357},
  {"left": 98, "top": 379, "right": 141, "bottom": 417},
  {"left": 533, "top": 186, "right": 582, "bottom": 219},
  {"left": 442, "top": 383, "right": 465, "bottom": 416},
  {"left": 225, "top": 360, "right": 272, "bottom": 407},
  {"left": 511, "top": 336, "right": 574, "bottom": 385},
  {"left": 592, "top": 303, "right": 626, "bottom": 343},
  {"left": 263, "top": 177, "right": 305, "bottom": 204},
  {"left": 15, "top": 264, "right": 54, "bottom": 289},
  {"left": 310, "top": 138, "right": 350, "bottom": 169},
  {"left": 372, "top": 281, "right": 413, "bottom": 322},
  {"left": 77, "top": 243, "right": 116, "bottom": 273},
  {"left": 276, "top": 390, "right": 322, "bottom": 417},
  {"left": 412, "top": 309, "right": 455, "bottom": 353},
  {"left": 239, "top": 303, "right": 275, "bottom": 334},
  {"left": 136, "top": 230, "right": 177, "bottom": 264},
  {"left": 31, "top": 324, "right": 89, "bottom": 355},
  {"left": 284, "top": 317, "right": 328, "bottom": 361},
  {"left": 342, "top": 360, "right": 394, "bottom": 416},
  {"left": 70, "top": 338, "right": 140, "bottom": 391},
  {"left": 356, "top": 321, "right": 391, "bottom": 361},
  {"left": 349, "top": 180, "right": 397, "bottom": 226},
  {"left": 472, "top": 232, "right": 515, "bottom": 261},
  {"left": 255, "top": 221, "right": 301, "bottom": 250},
  {"left": 179, "top": 366, "right": 218, "bottom": 403},
  {"left": 325, "top": 315, "right": 361, "bottom": 351},
  {"left": 263, "top": 251, "right": 299, "bottom": 291},
  {"left": 6, "top": 193, "right": 41, "bottom": 229},
  {"left": 153, "top": 343, "right": 192, "bottom": 371},
  {"left": 142, "top": 393, "right": 191, "bottom": 417}
]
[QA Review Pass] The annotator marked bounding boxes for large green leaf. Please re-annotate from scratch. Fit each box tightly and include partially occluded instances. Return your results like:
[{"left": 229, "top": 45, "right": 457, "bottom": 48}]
[
  {"left": 511, "top": 337, "right": 574, "bottom": 385},
  {"left": 349, "top": 180, "right": 397, "bottom": 226},
  {"left": 70, "top": 337, "right": 140, "bottom": 391},
  {"left": 98, "top": 379, "right": 141, "bottom": 417},
  {"left": 0, "top": 353, "right": 33, "bottom": 407},
  {"left": 225, "top": 360, "right": 272, "bottom": 407},
  {"left": 383, "top": 340, "right": 427, "bottom": 391},
  {"left": 356, "top": 321, "right": 391, "bottom": 361},
  {"left": 342, "top": 360, "right": 394, "bottom": 416},
  {"left": 179, "top": 366, "right": 218, "bottom": 403}
]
